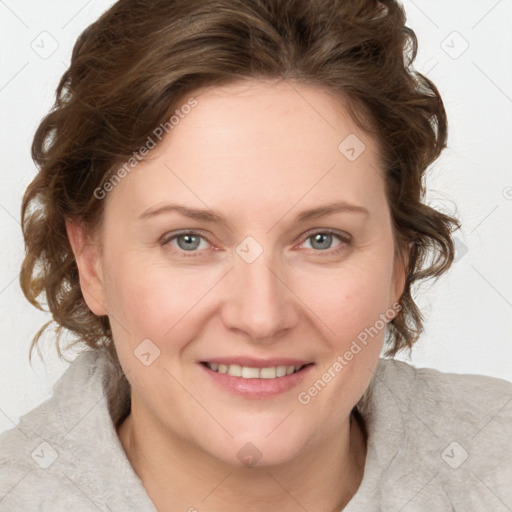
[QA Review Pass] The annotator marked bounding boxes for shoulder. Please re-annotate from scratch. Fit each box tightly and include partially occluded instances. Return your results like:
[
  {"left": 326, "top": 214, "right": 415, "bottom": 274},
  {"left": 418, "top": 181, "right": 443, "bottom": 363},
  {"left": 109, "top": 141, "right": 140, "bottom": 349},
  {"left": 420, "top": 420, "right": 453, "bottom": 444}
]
[
  {"left": 370, "top": 358, "right": 512, "bottom": 509},
  {"left": 375, "top": 358, "right": 512, "bottom": 428},
  {"left": 0, "top": 350, "right": 125, "bottom": 511},
  {"left": 377, "top": 357, "right": 512, "bottom": 403}
]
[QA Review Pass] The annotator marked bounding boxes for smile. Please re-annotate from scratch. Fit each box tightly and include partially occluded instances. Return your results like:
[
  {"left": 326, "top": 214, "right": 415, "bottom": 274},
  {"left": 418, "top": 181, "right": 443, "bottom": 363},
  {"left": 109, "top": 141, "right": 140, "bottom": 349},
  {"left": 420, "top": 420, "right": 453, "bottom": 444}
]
[
  {"left": 200, "top": 359, "right": 314, "bottom": 398},
  {"left": 203, "top": 362, "right": 307, "bottom": 379}
]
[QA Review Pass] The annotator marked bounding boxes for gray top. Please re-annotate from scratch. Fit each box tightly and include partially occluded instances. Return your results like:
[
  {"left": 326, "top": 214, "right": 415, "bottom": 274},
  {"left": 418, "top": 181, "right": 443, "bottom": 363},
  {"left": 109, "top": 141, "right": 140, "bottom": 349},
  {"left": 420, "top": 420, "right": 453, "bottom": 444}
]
[{"left": 1, "top": 349, "right": 511, "bottom": 511}]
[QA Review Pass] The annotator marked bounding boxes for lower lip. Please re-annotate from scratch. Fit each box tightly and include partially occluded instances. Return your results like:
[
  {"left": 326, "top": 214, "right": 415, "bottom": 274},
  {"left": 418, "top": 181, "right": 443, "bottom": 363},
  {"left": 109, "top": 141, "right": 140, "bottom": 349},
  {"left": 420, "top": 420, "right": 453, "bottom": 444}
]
[{"left": 199, "top": 363, "right": 314, "bottom": 399}]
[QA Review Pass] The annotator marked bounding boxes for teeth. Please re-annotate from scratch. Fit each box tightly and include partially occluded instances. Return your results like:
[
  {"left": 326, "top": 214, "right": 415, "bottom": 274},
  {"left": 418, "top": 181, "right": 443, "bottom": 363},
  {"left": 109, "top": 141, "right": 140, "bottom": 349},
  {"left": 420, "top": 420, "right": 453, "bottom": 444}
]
[
  {"left": 276, "top": 366, "right": 287, "bottom": 377},
  {"left": 206, "top": 362, "right": 304, "bottom": 379},
  {"left": 241, "top": 366, "right": 260, "bottom": 378},
  {"left": 228, "top": 364, "right": 242, "bottom": 377},
  {"left": 260, "top": 367, "right": 277, "bottom": 379}
]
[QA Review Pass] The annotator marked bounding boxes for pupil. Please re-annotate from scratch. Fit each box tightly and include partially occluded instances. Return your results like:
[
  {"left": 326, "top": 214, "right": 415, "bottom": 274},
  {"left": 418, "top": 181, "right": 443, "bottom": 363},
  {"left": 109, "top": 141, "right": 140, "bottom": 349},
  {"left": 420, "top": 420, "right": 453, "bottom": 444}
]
[
  {"left": 312, "top": 233, "right": 331, "bottom": 250},
  {"left": 178, "top": 234, "right": 200, "bottom": 251},
  {"left": 176, "top": 234, "right": 332, "bottom": 252}
]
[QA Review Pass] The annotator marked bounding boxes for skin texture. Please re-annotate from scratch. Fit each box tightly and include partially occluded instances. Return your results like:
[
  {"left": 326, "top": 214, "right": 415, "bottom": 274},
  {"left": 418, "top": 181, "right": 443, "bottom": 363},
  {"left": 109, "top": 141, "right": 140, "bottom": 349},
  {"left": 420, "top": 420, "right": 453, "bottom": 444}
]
[{"left": 67, "top": 79, "right": 407, "bottom": 511}]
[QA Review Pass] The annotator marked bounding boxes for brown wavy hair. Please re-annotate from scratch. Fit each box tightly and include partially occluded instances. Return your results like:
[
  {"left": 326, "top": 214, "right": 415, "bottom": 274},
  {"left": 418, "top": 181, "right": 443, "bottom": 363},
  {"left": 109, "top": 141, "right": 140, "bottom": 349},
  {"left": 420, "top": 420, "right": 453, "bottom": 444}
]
[{"left": 21, "top": 0, "right": 460, "bottom": 365}]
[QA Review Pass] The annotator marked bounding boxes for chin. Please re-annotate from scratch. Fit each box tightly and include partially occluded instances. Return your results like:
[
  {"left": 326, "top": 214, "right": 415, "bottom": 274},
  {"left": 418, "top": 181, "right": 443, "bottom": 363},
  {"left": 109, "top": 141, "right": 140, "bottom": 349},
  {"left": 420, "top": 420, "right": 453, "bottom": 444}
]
[{"left": 193, "top": 419, "right": 313, "bottom": 469}]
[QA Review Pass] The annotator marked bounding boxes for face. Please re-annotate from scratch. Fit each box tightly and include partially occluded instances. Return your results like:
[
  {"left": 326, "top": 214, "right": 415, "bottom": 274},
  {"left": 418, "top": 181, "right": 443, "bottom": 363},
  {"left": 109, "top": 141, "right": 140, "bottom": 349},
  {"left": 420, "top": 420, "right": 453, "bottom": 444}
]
[{"left": 74, "top": 79, "right": 405, "bottom": 467}]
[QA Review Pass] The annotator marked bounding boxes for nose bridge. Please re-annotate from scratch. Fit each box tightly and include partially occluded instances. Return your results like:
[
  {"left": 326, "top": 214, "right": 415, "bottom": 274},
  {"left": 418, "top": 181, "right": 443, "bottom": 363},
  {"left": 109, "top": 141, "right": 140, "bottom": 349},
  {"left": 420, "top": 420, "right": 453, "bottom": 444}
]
[{"left": 221, "top": 243, "right": 296, "bottom": 340}]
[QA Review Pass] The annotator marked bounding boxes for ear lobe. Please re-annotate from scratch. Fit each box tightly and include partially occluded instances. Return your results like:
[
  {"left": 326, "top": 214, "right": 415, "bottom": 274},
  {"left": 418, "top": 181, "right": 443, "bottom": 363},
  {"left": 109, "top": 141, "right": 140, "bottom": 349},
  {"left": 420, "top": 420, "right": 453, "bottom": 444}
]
[{"left": 65, "top": 219, "right": 108, "bottom": 316}]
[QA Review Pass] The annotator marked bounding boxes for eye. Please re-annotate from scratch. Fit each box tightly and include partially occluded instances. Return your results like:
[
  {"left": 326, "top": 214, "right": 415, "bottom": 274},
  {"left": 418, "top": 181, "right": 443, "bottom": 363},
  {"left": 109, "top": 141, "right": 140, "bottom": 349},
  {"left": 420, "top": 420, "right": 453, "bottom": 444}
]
[
  {"left": 299, "top": 230, "right": 350, "bottom": 254},
  {"left": 161, "top": 231, "right": 211, "bottom": 254},
  {"left": 160, "top": 229, "right": 351, "bottom": 257}
]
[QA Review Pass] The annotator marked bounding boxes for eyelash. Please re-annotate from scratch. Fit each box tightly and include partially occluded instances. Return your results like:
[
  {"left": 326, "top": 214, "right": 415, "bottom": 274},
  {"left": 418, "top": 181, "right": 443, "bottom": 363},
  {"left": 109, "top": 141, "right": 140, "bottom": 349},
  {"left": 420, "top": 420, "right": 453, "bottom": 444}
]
[{"left": 160, "top": 229, "right": 351, "bottom": 257}]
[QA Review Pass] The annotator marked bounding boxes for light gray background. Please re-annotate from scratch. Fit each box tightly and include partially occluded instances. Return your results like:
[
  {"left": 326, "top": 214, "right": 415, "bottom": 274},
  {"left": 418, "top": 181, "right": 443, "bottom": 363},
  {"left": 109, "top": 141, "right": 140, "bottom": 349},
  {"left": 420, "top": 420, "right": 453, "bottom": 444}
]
[{"left": 1, "top": 0, "right": 511, "bottom": 435}]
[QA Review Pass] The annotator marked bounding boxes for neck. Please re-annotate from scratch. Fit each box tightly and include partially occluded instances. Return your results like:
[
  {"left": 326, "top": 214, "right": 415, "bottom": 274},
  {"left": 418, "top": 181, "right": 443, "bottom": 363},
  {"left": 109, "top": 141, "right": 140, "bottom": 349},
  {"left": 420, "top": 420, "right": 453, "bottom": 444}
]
[{"left": 117, "top": 398, "right": 366, "bottom": 512}]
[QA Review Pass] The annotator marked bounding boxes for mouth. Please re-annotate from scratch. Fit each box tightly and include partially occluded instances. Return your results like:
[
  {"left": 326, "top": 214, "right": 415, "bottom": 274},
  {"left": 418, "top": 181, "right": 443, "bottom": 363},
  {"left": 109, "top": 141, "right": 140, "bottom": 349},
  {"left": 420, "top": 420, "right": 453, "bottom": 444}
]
[
  {"left": 201, "top": 362, "right": 311, "bottom": 379},
  {"left": 199, "top": 359, "right": 314, "bottom": 398}
]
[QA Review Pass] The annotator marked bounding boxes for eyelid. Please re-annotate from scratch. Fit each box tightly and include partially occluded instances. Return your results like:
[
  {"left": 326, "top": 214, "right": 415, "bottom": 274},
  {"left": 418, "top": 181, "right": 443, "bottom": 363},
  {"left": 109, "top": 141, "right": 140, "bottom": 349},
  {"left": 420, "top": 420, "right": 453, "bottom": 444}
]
[
  {"left": 160, "top": 230, "right": 213, "bottom": 248},
  {"left": 160, "top": 229, "right": 350, "bottom": 245},
  {"left": 295, "top": 229, "right": 351, "bottom": 253},
  {"left": 161, "top": 228, "right": 351, "bottom": 256},
  {"left": 299, "top": 228, "right": 352, "bottom": 244}
]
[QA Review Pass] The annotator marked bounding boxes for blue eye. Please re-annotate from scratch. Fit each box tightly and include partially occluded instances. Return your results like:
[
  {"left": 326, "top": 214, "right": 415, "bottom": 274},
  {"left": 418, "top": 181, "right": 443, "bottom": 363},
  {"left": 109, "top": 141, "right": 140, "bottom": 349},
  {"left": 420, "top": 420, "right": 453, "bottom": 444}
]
[
  {"left": 162, "top": 232, "right": 210, "bottom": 253},
  {"left": 300, "top": 230, "right": 350, "bottom": 254},
  {"left": 161, "top": 229, "right": 350, "bottom": 257},
  {"left": 305, "top": 232, "right": 338, "bottom": 251}
]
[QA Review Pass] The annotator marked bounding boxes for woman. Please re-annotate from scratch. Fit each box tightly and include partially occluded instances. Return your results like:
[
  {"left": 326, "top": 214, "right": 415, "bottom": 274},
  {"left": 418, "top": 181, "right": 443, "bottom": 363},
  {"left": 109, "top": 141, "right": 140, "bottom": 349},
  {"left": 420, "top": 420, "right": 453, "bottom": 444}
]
[{"left": 1, "top": 0, "right": 511, "bottom": 510}]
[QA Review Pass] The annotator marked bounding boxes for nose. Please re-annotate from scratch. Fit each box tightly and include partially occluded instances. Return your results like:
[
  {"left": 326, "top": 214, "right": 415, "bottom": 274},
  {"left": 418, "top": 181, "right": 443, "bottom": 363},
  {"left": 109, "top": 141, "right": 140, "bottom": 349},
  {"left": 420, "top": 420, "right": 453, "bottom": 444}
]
[{"left": 220, "top": 249, "right": 299, "bottom": 342}]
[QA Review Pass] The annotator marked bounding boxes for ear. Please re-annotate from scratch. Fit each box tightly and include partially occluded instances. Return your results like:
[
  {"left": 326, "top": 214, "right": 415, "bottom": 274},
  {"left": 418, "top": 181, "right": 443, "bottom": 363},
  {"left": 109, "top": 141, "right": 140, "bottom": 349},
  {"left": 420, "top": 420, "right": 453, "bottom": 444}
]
[
  {"left": 389, "top": 240, "right": 412, "bottom": 312},
  {"left": 66, "top": 218, "right": 108, "bottom": 316}
]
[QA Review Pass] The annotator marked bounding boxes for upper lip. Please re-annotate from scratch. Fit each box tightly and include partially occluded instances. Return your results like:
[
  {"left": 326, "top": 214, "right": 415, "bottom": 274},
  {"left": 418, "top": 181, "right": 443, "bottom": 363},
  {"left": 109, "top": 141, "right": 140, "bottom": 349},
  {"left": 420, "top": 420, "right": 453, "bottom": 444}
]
[{"left": 201, "top": 357, "right": 313, "bottom": 368}]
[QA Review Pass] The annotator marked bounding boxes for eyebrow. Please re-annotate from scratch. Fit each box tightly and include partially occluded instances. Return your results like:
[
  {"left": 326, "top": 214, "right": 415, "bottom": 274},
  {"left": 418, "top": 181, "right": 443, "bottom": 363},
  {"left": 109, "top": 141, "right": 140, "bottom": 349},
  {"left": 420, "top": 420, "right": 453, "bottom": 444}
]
[{"left": 138, "top": 201, "right": 369, "bottom": 226}]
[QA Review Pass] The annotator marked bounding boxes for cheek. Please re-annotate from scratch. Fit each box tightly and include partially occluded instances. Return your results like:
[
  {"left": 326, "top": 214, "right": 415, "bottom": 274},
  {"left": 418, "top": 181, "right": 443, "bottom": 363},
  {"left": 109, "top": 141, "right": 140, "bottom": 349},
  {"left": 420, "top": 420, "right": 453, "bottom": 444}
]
[
  {"left": 102, "top": 256, "right": 209, "bottom": 343},
  {"left": 303, "top": 259, "right": 394, "bottom": 343},
  {"left": 293, "top": 268, "right": 393, "bottom": 438}
]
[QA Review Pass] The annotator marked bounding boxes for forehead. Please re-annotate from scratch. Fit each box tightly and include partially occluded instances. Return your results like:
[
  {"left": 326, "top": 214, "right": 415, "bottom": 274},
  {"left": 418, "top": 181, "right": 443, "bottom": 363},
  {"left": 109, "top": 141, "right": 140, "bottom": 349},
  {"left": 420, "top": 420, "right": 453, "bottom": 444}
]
[
  {"left": 105, "top": 79, "right": 387, "bottom": 223},
  {"left": 175, "top": 79, "right": 378, "bottom": 163}
]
